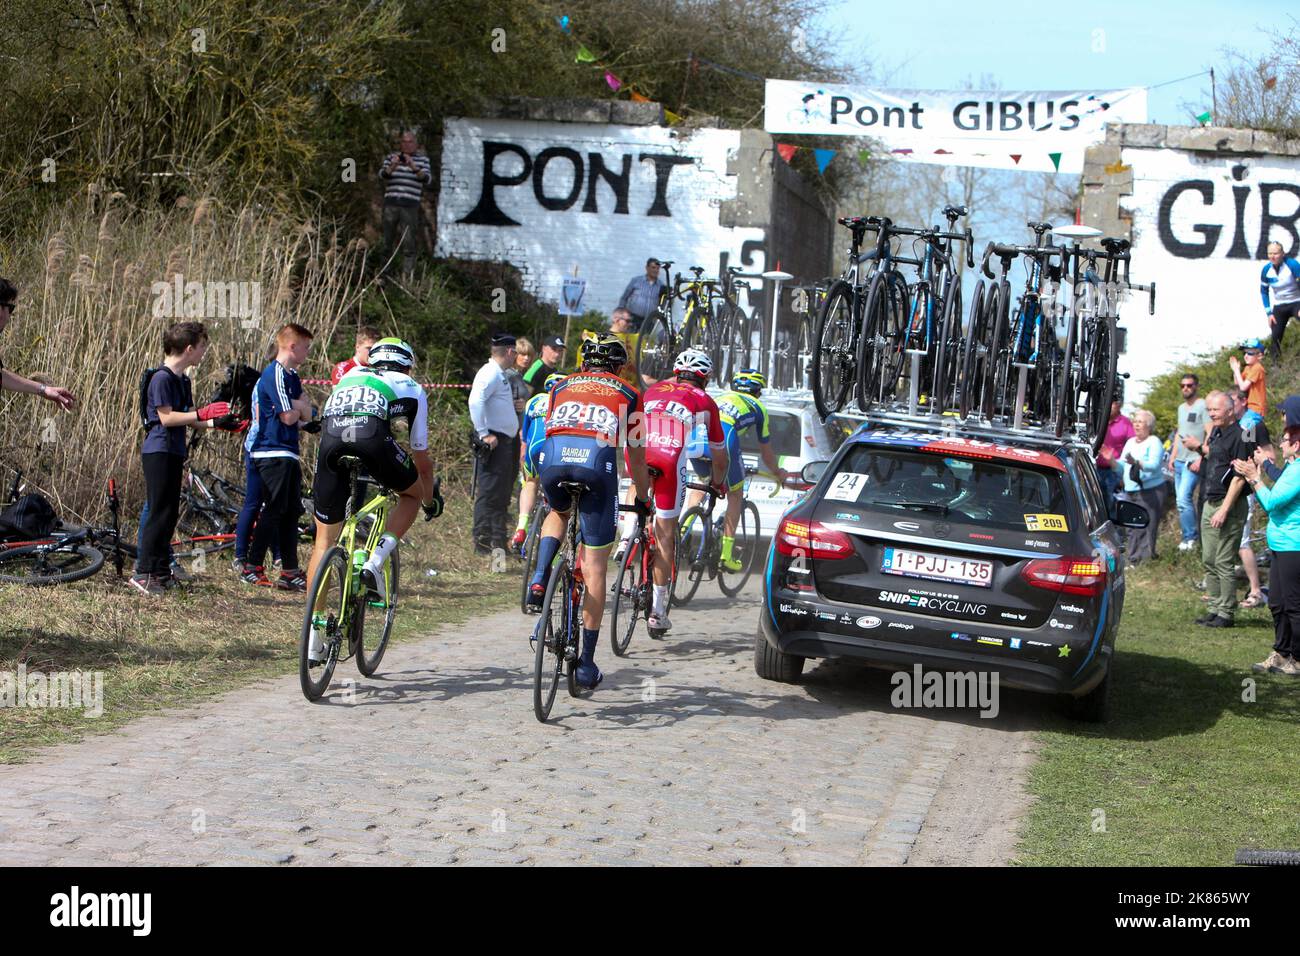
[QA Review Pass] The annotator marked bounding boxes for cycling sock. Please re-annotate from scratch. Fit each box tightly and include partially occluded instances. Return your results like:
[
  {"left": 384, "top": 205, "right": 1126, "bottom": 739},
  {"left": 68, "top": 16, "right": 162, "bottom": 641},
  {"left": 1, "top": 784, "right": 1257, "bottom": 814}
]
[
  {"left": 580, "top": 627, "right": 600, "bottom": 665},
  {"left": 652, "top": 584, "right": 669, "bottom": 615},
  {"left": 531, "top": 535, "right": 561, "bottom": 586},
  {"left": 364, "top": 533, "right": 398, "bottom": 574},
  {"left": 516, "top": 512, "right": 529, "bottom": 532},
  {"left": 721, "top": 535, "right": 735, "bottom": 562}
]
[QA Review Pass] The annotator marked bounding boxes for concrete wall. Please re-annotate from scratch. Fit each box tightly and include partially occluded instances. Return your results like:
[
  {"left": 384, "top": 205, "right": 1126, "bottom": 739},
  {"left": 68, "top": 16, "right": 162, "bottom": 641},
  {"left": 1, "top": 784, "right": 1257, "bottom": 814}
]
[
  {"left": 1080, "top": 124, "right": 1300, "bottom": 400},
  {"left": 434, "top": 101, "right": 834, "bottom": 334}
]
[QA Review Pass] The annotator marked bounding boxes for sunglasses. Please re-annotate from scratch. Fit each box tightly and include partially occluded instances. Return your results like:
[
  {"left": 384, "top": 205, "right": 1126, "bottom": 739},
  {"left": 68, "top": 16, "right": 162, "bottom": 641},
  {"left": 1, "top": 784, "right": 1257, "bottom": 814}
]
[{"left": 1181, "top": 383, "right": 1195, "bottom": 388}]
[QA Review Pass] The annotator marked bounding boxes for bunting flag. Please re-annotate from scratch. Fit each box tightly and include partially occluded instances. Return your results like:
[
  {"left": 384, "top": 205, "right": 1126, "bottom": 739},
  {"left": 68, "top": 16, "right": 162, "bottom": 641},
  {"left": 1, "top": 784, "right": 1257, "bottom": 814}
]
[
  {"left": 1103, "top": 160, "right": 1130, "bottom": 175},
  {"left": 890, "top": 148, "right": 913, "bottom": 156},
  {"left": 1049, "top": 152, "right": 1062, "bottom": 172},
  {"left": 933, "top": 148, "right": 952, "bottom": 155},
  {"left": 776, "top": 143, "right": 798, "bottom": 163},
  {"left": 605, "top": 72, "right": 621, "bottom": 91},
  {"left": 665, "top": 109, "right": 683, "bottom": 125},
  {"left": 630, "top": 90, "right": 650, "bottom": 103},
  {"left": 1264, "top": 76, "right": 1278, "bottom": 91},
  {"left": 556, "top": 15, "right": 571, "bottom": 33},
  {"left": 857, "top": 148, "right": 870, "bottom": 166},
  {"left": 575, "top": 45, "right": 595, "bottom": 63},
  {"left": 1010, "top": 154, "right": 1022, "bottom": 165},
  {"left": 813, "top": 148, "right": 835, "bottom": 174},
  {"left": 1196, "top": 110, "right": 1212, "bottom": 125}
]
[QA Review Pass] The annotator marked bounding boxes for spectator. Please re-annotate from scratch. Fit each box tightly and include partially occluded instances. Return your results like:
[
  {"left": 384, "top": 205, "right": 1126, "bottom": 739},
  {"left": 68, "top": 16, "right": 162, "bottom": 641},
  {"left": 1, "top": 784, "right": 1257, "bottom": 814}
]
[
  {"left": 245, "top": 324, "right": 316, "bottom": 592},
  {"left": 1120, "top": 409, "right": 1165, "bottom": 563},
  {"left": 0, "top": 278, "right": 76, "bottom": 410},
  {"left": 607, "top": 309, "right": 641, "bottom": 388},
  {"left": 506, "top": 337, "right": 533, "bottom": 430},
  {"left": 1172, "top": 373, "right": 1208, "bottom": 551},
  {"left": 132, "top": 322, "right": 232, "bottom": 596},
  {"left": 1096, "top": 398, "right": 1134, "bottom": 515},
  {"left": 1193, "top": 390, "right": 1260, "bottom": 628},
  {"left": 1229, "top": 339, "right": 1267, "bottom": 419},
  {"left": 522, "top": 335, "right": 566, "bottom": 395},
  {"left": 1230, "top": 388, "right": 1274, "bottom": 609},
  {"left": 468, "top": 332, "right": 523, "bottom": 561},
  {"left": 378, "top": 130, "right": 432, "bottom": 279},
  {"left": 331, "top": 326, "right": 381, "bottom": 385},
  {"left": 1238, "top": 394, "right": 1300, "bottom": 677},
  {"left": 1260, "top": 241, "right": 1300, "bottom": 360},
  {"left": 617, "top": 258, "right": 668, "bottom": 329}
]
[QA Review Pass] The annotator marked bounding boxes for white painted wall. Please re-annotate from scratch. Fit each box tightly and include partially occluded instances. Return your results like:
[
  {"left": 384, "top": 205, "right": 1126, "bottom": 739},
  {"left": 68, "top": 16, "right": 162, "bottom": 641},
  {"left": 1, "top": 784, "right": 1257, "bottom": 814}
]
[
  {"left": 436, "top": 118, "right": 767, "bottom": 319},
  {"left": 1120, "top": 147, "right": 1300, "bottom": 401}
]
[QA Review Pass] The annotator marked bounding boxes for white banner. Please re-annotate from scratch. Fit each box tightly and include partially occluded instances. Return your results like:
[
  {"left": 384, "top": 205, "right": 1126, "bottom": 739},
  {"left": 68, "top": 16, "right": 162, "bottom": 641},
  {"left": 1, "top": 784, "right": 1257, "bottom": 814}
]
[{"left": 764, "top": 81, "right": 1147, "bottom": 173}]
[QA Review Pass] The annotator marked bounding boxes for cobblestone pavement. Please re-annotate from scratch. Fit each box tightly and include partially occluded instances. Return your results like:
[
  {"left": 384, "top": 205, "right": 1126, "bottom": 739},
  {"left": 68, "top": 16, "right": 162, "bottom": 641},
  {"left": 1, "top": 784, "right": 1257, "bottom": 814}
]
[{"left": 0, "top": 581, "right": 1039, "bottom": 865}]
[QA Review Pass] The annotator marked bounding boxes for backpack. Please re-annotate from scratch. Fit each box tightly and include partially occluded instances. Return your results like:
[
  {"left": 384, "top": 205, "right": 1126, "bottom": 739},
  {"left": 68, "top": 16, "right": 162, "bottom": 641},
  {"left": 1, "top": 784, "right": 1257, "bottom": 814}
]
[
  {"left": 138, "top": 366, "right": 163, "bottom": 432},
  {"left": 0, "top": 492, "right": 58, "bottom": 539},
  {"left": 210, "top": 363, "right": 260, "bottom": 421}
]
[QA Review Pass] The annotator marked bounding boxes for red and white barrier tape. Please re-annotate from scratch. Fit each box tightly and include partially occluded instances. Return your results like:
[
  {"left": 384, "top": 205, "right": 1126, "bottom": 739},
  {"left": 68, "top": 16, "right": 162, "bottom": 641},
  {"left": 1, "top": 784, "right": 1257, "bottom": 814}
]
[{"left": 300, "top": 378, "right": 471, "bottom": 389}]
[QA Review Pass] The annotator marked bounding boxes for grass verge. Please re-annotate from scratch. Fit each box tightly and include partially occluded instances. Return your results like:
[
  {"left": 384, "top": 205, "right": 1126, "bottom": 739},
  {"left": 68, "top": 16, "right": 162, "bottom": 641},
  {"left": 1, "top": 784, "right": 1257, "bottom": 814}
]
[
  {"left": 0, "top": 495, "right": 515, "bottom": 763},
  {"left": 1016, "top": 546, "right": 1300, "bottom": 865}
]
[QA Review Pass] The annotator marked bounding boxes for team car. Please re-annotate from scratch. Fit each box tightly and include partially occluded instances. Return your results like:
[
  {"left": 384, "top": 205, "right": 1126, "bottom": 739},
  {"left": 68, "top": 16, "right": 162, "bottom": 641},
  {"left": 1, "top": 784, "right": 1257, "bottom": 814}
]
[{"left": 755, "top": 423, "right": 1150, "bottom": 721}]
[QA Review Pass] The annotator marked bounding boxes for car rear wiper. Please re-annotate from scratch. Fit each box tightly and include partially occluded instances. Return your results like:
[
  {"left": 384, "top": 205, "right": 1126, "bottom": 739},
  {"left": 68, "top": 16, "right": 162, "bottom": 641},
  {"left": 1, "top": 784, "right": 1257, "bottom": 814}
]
[{"left": 888, "top": 501, "right": 950, "bottom": 515}]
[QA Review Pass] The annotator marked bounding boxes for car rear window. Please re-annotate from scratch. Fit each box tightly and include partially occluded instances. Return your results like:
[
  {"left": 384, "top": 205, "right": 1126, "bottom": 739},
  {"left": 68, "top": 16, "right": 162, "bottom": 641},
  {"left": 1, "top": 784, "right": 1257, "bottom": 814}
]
[
  {"left": 827, "top": 445, "right": 1071, "bottom": 533},
  {"left": 739, "top": 410, "right": 801, "bottom": 459}
]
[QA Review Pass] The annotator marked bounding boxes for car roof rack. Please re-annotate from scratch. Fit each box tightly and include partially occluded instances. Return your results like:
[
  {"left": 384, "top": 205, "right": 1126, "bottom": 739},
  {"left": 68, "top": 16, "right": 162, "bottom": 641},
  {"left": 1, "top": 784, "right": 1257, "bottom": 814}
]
[{"left": 833, "top": 405, "right": 1091, "bottom": 453}]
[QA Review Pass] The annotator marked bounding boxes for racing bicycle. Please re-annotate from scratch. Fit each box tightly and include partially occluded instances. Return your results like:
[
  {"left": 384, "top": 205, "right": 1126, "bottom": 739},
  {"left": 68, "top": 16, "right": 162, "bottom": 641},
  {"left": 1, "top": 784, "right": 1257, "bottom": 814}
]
[
  {"left": 531, "top": 480, "right": 594, "bottom": 722},
  {"left": 671, "top": 479, "right": 762, "bottom": 605},
  {"left": 610, "top": 483, "right": 670, "bottom": 655}
]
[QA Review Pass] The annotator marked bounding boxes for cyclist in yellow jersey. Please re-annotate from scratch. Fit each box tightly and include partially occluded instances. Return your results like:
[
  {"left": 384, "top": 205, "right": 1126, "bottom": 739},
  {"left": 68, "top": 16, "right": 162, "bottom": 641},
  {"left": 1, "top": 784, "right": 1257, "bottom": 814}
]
[{"left": 686, "top": 370, "right": 790, "bottom": 571}]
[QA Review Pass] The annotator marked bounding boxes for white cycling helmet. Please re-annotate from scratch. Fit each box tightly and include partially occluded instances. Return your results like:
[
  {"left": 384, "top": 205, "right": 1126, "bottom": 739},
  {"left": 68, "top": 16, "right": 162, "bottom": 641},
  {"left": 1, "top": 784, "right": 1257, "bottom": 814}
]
[
  {"left": 673, "top": 348, "right": 712, "bottom": 381},
  {"left": 368, "top": 337, "right": 416, "bottom": 373}
]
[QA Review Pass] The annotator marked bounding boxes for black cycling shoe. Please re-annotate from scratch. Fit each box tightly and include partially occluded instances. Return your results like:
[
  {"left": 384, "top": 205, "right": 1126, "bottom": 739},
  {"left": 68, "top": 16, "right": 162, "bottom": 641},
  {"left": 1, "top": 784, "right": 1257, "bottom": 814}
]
[
  {"left": 1203, "top": 616, "right": 1234, "bottom": 629},
  {"left": 524, "top": 582, "right": 545, "bottom": 614}
]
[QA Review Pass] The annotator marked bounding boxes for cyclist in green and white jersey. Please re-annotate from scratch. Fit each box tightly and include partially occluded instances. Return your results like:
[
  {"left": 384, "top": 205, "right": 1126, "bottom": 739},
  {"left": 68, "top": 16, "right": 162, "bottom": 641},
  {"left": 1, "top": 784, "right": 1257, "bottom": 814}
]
[{"left": 305, "top": 338, "right": 442, "bottom": 610}]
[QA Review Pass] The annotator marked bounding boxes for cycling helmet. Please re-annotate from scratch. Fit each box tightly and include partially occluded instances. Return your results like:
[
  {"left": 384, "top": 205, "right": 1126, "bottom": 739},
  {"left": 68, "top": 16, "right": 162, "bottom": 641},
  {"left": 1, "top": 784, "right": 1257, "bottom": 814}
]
[
  {"left": 731, "top": 369, "right": 766, "bottom": 397},
  {"left": 579, "top": 332, "right": 628, "bottom": 372},
  {"left": 368, "top": 337, "right": 416, "bottom": 373},
  {"left": 543, "top": 372, "right": 565, "bottom": 392},
  {"left": 673, "top": 348, "right": 712, "bottom": 383}
]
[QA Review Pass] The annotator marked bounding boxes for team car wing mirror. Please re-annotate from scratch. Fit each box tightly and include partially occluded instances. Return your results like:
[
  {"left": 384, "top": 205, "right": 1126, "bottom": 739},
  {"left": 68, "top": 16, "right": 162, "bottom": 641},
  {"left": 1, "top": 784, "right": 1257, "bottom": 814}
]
[
  {"left": 1113, "top": 498, "right": 1150, "bottom": 529},
  {"left": 801, "top": 460, "right": 831, "bottom": 485}
]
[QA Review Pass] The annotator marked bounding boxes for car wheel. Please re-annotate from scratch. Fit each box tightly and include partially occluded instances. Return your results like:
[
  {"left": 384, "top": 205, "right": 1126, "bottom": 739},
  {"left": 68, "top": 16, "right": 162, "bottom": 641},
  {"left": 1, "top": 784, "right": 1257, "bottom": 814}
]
[
  {"left": 1064, "top": 667, "right": 1111, "bottom": 723},
  {"left": 753, "top": 628, "right": 805, "bottom": 683}
]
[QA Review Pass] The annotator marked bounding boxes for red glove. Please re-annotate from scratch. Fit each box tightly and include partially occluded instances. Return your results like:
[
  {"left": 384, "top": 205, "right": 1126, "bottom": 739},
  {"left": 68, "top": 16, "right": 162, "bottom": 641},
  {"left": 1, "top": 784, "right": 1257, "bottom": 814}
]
[{"left": 196, "top": 401, "right": 232, "bottom": 421}]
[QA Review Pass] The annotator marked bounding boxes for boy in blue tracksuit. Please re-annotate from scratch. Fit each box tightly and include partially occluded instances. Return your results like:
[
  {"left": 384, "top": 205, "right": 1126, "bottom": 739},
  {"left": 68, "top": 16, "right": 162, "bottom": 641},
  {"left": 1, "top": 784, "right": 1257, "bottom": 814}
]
[{"left": 246, "top": 323, "right": 315, "bottom": 591}]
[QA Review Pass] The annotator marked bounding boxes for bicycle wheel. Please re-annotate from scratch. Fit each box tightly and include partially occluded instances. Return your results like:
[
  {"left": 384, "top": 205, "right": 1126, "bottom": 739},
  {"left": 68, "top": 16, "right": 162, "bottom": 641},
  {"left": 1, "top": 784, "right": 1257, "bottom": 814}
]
[
  {"left": 718, "top": 500, "right": 761, "bottom": 596},
  {"left": 891, "top": 283, "right": 929, "bottom": 406},
  {"left": 810, "top": 280, "right": 858, "bottom": 418},
  {"left": 0, "top": 542, "right": 104, "bottom": 585},
  {"left": 1055, "top": 311, "right": 1080, "bottom": 439},
  {"left": 958, "top": 278, "right": 988, "bottom": 419},
  {"left": 984, "top": 281, "right": 1013, "bottom": 421},
  {"left": 519, "top": 499, "right": 547, "bottom": 614},
  {"left": 1082, "top": 315, "right": 1117, "bottom": 453},
  {"left": 610, "top": 536, "right": 644, "bottom": 656},
  {"left": 670, "top": 506, "right": 708, "bottom": 606},
  {"left": 175, "top": 502, "right": 233, "bottom": 554},
  {"left": 634, "top": 313, "right": 673, "bottom": 388},
  {"left": 679, "top": 295, "right": 704, "bottom": 353},
  {"left": 932, "top": 278, "right": 963, "bottom": 413},
  {"left": 300, "top": 546, "right": 347, "bottom": 701},
  {"left": 356, "top": 545, "right": 398, "bottom": 677},
  {"left": 857, "top": 272, "right": 907, "bottom": 410},
  {"left": 533, "top": 555, "right": 569, "bottom": 722}
]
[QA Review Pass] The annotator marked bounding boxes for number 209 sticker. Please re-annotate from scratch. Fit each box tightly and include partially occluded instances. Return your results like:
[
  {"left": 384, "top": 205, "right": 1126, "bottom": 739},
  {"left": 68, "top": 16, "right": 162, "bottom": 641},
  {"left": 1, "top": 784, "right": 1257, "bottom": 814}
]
[
  {"left": 1024, "top": 513, "right": 1068, "bottom": 532},
  {"left": 825, "top": 472, "right": 869, "bottom": 502}
]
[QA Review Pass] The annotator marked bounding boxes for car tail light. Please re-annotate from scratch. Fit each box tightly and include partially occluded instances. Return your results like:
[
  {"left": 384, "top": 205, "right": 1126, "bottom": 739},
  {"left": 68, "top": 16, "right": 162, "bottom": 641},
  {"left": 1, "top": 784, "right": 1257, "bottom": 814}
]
[
  {"left": 775, "top": 517, "right": 855, "bottom": 560},
  {"left": 1021, "top": 557, "right": 1106, "bottom": 597}
]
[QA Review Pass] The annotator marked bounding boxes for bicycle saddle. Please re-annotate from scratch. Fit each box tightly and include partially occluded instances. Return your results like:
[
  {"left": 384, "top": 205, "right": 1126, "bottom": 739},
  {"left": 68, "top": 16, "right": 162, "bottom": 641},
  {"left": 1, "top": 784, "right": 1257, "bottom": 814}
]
[
  {"left": 657, "top": 260, "right": 675, "bottom": 271},
  {"left": 1100, "top": 237, "right": 1130, "bottom": 253},
  {"left": 943, "top": 204, "right": 968, "bottom": 220},
  {"left": 689, "top": 265, "right": 705, "bottom": 277}
]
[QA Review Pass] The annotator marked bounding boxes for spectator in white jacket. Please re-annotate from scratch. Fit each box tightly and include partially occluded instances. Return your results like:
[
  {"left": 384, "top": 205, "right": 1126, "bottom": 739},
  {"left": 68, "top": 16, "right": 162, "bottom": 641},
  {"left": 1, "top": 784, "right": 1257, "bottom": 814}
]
[{"left": 1120, "top": 408, "right": 1165, "bottom": 563}]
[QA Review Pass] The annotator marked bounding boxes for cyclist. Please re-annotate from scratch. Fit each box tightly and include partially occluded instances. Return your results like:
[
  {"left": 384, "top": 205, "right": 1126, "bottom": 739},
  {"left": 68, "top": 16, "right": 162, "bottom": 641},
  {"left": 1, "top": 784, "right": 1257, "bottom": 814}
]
[
  {"left": 526, "top": 333, "right": 653, "bottom": 689},
  {"left": 687, "top": 369, "right": 790, "bottom": 572},
  {"left": 510, "top": 372, "right": 565, "bottom": 551},
  {"left": 305, "top": 338, "right": 443, "bottom": 659},
  {"left": 629, "top": 349, "right": 729, "bottom": 632}
]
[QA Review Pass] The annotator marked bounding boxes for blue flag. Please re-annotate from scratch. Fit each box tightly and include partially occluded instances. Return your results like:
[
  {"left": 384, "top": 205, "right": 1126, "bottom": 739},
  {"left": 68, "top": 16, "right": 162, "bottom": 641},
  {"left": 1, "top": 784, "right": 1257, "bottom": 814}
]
[{"left": 814, "top": 148, "right": 836, "bottom": 175}]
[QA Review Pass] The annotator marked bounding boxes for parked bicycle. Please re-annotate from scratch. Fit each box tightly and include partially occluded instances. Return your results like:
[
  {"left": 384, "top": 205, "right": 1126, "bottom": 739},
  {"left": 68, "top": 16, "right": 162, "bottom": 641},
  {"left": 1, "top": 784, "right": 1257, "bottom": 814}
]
[{"left": 811, "top": 215, "right": 883, "bottom": 418}]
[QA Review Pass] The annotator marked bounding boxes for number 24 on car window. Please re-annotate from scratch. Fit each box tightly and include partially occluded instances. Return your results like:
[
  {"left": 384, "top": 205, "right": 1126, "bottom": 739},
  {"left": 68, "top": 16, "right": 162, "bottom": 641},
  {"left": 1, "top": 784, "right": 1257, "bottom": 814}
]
[{"left": 825, "top": 472, "right": 868, "bottom": 502}]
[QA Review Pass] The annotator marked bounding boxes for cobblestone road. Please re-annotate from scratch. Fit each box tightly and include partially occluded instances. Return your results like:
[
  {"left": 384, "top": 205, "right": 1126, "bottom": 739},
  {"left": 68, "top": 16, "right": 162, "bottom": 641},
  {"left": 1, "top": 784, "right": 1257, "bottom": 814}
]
[{"left": 0, "top": 582, "right": 1039, "bottom": 865}]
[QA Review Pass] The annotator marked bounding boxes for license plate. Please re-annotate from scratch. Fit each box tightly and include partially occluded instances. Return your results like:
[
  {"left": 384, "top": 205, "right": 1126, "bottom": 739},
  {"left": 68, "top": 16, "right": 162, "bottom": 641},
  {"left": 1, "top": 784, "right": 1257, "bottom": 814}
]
[{"left": 881, "top": 547, "right": 993, "bottom": 588}]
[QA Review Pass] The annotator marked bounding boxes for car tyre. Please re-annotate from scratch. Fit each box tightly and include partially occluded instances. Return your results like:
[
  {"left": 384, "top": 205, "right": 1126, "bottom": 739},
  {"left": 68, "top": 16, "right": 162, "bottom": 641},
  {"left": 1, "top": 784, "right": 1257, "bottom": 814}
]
[
  {"left": 754, "top": 628, "right": 805, "bottom": 682},
  {"left": 1064, "top": 667, "right": 1111, "bottom": 723}
]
